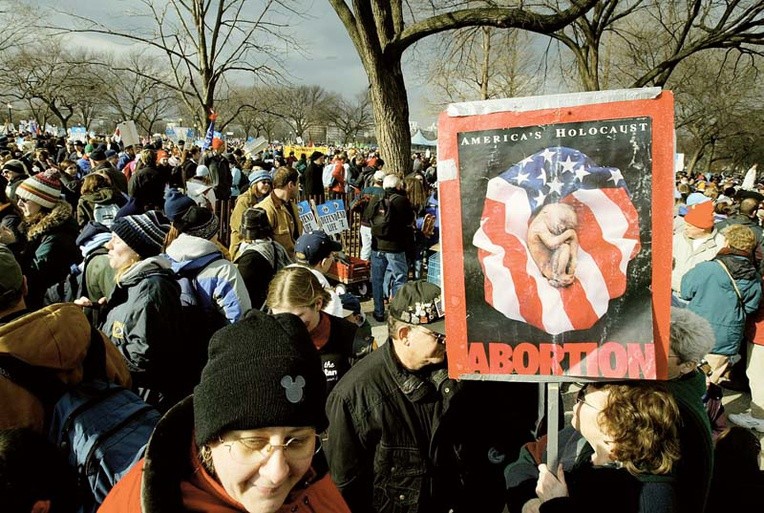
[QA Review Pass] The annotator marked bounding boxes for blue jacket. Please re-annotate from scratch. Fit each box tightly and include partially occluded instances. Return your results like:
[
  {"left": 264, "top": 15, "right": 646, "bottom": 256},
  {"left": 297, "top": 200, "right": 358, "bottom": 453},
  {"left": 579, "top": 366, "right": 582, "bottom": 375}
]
[{"left": 681, "top": 253, "right": 762, "bottom": 355}]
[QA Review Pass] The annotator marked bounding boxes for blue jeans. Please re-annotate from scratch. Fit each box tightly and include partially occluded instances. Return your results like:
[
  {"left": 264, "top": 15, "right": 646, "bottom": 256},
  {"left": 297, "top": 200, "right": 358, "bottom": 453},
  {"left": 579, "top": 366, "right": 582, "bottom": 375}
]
[{"left": 371, "top": 250, "right": 408, "bottom": 317}]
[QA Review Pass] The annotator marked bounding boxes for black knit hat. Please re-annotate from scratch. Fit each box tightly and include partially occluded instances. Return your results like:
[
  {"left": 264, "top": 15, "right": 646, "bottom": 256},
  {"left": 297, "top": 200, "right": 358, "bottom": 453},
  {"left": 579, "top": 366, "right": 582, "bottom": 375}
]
[
  {"left": 193, "top": 310, "right": 328, "bottom": 446},
  {"left": 111, "top": 211, "right": 170, "bottom": 258}
]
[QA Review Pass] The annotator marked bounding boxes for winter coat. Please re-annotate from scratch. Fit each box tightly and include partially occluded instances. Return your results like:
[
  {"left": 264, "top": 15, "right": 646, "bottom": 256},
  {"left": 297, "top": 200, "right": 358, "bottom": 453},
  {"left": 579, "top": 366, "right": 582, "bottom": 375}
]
[
  {"left": 325, "top": 341, "right": 539, "bottom": 513},
  {"left": 18, "top": 200, "right": 82, "bottom": 310},
  {"left": 98, "top": 396, "right": 351, "bottom": 513},
  {"left": 0, "top": 303, "right": 131, "bottom": 432},
  {"left": 304, "top": 160, "right": 325, "bottom": 198},
  {"left": 329, "top": 162, "right": 346, "bottom": 194},
  {"left": 165, "top": 234, "right": 252, "bottom": 324},
  {"left": 681, "top": 252, "right": 762, "bottom": 355},
  {"left": 671, "top": 229, "right": 725, "bottom": 293},
  {"left": 100, "top": 257, "right": 186, "bottom": 409},
  {"left": 667, "top": 369, "right": 714, "bottom": 513},
  {"left": 76, "top": 187, "right": 126, "bottom": 228},
  {"left": 228, "top": 187, "right": 269, "bottom": 255},
  {"left": 372, "top": 189, "right": 415, "bottom": 253},
  {"left": 202, "top": 152, "right": 231, "bottom": 201},
  {"left": 233, "top": 238, "right": 292, "bottom": 308},
  {"left": 258, "top": 193, "right": 303, "bottom": 258}
]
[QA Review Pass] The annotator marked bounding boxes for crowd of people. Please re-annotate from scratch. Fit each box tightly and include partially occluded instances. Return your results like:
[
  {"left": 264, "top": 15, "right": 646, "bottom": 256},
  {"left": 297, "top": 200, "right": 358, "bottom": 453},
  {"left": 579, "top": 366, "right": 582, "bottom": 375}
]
[{"left": 0, "top": 129, "right": 762, "bottom": 513}]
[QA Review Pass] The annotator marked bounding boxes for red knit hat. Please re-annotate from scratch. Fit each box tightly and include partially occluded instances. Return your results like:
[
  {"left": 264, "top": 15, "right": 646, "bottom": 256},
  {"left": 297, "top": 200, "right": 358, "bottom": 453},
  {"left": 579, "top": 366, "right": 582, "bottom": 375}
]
[
  {"left": 16, "top": 169, "right": 62, "bottom": 209},
  {"left": 684, "top": 200, "right": 714, "bottom": 229}
]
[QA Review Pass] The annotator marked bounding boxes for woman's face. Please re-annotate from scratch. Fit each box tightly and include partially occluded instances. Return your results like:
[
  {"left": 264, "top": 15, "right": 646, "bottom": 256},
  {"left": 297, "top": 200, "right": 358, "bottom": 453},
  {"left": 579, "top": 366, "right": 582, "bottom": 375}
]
[
  {"left": 105, "top": 233, "right": 139, "bottom": 270},
  {"left": 17, "top": 197, "right": 42, "bottom": 218},
  {"left": 271, "top": 304, "right": 321, "bottom": 332},
  {"left": 572, "top": 385, "right": 611, "bottom": 445},
  {"left": 210, "top": 426, "right": 316, "bottom": 513}
]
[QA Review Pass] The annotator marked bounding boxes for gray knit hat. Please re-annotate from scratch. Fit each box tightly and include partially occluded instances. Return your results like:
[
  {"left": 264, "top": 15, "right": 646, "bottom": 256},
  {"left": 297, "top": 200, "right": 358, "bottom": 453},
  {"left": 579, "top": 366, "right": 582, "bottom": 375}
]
[
  {"left": 193, "top": 310, "right": 328, "bottom": 446},
  {"left": 111, "top": 211, "right": 170, "bottom": 258}
]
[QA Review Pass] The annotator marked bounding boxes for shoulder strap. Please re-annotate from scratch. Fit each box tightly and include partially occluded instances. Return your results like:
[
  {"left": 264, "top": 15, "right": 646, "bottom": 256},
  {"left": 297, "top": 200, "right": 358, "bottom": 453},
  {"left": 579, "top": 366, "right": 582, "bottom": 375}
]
[
  {"left": 177, "top": 252, "right": 223, "bottom": 278},
  {"left": 716, "top": 260, "right": 743, "bottom": 302}
]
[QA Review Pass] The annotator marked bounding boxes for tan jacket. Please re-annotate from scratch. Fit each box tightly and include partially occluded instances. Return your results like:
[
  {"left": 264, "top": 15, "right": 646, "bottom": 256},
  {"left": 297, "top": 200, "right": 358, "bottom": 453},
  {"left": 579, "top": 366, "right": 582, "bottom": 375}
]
[
  {"left": 228, "top": 188, "right": 263, "bottom": 256},
  {"left": 257, "top": 192, "right": 303, "bottom": 258},
  {"left": 0, "top": 303, "right": 132, "bottom": 432}
]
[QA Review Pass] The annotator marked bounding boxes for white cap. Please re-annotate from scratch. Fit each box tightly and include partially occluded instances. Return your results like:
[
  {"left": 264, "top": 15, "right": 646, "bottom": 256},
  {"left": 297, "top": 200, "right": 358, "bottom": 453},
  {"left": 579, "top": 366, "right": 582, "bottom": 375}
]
[{"left": 195, "top": 165, "right": 210, "bottom": 177}]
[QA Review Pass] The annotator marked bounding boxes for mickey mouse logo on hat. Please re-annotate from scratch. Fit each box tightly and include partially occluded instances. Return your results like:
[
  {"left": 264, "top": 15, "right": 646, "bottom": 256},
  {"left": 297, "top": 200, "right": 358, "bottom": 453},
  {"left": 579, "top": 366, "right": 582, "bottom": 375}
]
[{"left": 280, "top": 375, "right": 306, "bottom": 403}]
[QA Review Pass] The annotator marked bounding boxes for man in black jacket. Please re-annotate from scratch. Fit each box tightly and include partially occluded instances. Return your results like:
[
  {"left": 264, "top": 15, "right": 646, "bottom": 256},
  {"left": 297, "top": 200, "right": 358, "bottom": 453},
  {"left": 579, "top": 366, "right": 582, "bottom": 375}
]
[
  {"left": 325, "top": 280, "right": 538, "bottom": 513},
  {"left": 369, "top": 174, "right": 414, "bottom": 322},
  {"left": 302, "top": 150, "right": 326, "bottom": 203}
]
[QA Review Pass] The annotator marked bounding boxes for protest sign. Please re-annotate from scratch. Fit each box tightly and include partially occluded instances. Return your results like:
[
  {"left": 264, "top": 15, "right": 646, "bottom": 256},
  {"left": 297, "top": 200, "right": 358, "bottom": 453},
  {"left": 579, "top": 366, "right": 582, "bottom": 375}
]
[
  {"left": 297, "top": 201, "right": 321, "bottom": 233},
  {"left": 243, "top": 136, "right": 268, "bottom": 156},
  {"left": 438, "top": 88, "right": 674, "bottom": 381},
  {"left": 315, "top": 199, "right": 349, "bottom": 235},
  {"left": 117, "top": 121, "right": 140, "bottom": 148},
  {"left": 68, "top": 126, "right": 88, "bottom": 143}
]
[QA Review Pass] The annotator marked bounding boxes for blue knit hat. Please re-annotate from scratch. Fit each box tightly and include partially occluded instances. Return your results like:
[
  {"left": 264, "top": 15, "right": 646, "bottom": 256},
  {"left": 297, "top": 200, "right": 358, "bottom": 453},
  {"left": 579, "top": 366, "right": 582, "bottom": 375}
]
[
  {"left": 164, "top": 189, "right": 197, "bottom": 222},
  {"left": 111, "top": 211, "right": 170, "bottom": 258},
  {"left": 248, "top": 169, "right": 272, "bottom": 186}
]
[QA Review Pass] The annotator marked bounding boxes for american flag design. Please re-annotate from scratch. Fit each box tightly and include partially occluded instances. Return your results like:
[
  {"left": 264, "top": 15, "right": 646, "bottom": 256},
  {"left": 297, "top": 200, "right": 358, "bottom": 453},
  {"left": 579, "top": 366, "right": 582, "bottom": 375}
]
[{"left": 472, "top": 146, "right": 641, "bottom": 335}]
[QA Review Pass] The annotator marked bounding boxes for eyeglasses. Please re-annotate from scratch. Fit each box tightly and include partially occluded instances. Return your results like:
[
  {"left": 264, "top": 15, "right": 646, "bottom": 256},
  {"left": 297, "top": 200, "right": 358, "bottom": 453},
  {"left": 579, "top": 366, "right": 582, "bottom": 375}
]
[
  {"left": 576, "top": 384, "right": 601, "bottom": 411},
  {"left": 418, "top": 326, "right": 446, "bottom": 345},
  {"left": 219, "top": 433, "right": 321, "bottom": 465}
]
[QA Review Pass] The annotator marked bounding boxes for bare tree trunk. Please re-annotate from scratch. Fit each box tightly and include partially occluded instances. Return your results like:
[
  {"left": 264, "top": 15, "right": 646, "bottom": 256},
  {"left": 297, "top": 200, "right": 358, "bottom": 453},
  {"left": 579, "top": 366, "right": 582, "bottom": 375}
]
[{"left": 368, "top": 58, "right": 411, "bottom": 177}]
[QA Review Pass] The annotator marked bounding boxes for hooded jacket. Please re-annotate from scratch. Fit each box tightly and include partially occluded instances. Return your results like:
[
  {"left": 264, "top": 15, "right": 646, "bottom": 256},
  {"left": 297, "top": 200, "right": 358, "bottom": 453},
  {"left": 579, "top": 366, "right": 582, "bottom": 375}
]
[
  {"left": 233, "top": 238, "right": 292, "bottom": 309},
  {"left": 19, "top": 200, "right": 82, "bottom": 310},
  {"left": 100, "top": 257, "right": 186, "bottom": 408},
  {"left": 681, "top": 251, "right": 762, "bottom": 355},
  {"left": 165, "top": 233, "right": 252, "bottom": 323},
  {"left": 0, "top": 303, "right": 131, "bottom": 432},
  {"left": 76, "top": 187, "right": 126, "bottom": 228},
  {"left": 98, "top": 396, "right": 351, "bottom": 513}
]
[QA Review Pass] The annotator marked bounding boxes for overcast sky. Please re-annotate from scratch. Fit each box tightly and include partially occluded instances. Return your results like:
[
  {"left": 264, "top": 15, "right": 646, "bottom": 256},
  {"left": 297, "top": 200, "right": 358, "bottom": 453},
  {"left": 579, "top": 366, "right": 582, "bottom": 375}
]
[{"left": 32, "top": 0, "right": 436, "bottom": 128}]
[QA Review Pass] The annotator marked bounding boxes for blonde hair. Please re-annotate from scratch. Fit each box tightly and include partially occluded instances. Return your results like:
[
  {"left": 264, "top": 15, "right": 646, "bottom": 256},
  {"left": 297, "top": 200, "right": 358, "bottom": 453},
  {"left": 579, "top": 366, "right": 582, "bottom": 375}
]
[
  {"left": 722, "top": 224, "right": 756, "bottom": 253},
  {"left": 266, "top": 266, "right": 330, "bottom": 311}
]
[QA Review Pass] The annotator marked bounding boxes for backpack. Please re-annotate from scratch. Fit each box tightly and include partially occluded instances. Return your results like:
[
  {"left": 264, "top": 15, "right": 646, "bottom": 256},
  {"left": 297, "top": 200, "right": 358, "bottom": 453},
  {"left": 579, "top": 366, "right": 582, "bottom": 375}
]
[
  {"left": 43, "top": 247, "right": 109, "bottom": 306},
  {"left": 92, "top": 203, "right": 120, "bottom": 227},
  {"left": 368, "top": 195, "right": 393, "bottom": 238},
  {"left": 0, "top": 326, "right": 160, "bottom": 512},
  {"left": 175, "top": 252, "right": 230, "bottom": 375}
]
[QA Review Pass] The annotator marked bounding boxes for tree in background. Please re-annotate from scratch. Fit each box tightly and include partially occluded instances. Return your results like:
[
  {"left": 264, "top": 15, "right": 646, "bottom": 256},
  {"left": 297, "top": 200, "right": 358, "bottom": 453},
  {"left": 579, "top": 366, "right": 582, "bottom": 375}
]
[
  {"left": 55, "top": 0, "right": 294, "bottom": 129},
  {"left": 327, "top": 0, "right": 598, "bottom": 175}
]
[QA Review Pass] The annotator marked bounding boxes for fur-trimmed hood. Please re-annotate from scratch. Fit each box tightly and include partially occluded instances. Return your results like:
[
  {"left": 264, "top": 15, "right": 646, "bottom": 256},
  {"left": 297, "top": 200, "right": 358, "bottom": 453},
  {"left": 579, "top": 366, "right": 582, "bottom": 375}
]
[{"left": 22, "top": 200, "right": 76, "bottom": 240}]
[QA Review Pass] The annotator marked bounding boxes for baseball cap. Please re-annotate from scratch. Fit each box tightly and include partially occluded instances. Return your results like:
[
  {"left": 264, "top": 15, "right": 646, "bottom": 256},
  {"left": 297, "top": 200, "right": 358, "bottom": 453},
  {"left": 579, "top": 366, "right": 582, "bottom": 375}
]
[
  {"left": 294, "top": 230, "right": 342, "bottom": 266},
  {"left": 388, "top": 280, "right": 445, "bottom": 334}
]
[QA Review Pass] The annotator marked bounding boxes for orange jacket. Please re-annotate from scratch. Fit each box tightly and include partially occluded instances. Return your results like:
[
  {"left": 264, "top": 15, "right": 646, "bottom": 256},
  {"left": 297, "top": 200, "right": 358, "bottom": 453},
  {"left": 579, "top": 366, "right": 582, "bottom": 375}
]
[{"left": 99, "top": 397, "right": 350, "bottom": 513}]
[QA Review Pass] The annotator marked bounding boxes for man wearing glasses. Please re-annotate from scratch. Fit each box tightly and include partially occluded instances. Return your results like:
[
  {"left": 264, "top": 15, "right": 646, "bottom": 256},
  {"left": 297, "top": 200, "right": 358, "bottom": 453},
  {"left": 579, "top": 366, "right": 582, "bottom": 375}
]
[{"left": 325, "top": 280, "right": 539, "bottom": 513}]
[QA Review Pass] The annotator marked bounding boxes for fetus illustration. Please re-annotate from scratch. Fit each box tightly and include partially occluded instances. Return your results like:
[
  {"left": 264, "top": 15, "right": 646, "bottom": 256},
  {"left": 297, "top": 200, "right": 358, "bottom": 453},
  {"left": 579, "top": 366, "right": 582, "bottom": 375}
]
[{"left": 526, "top": 203, "right": 578, "bottom": 287}]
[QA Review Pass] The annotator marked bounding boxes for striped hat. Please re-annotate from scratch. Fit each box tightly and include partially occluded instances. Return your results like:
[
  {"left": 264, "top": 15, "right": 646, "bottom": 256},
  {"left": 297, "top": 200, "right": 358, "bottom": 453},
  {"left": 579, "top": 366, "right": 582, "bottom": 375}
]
[
  {"left": 111, "top": 211, "right": 170, "bottom": 258},
  {"left": 16, "top": 169, "right": 62, "bottom": 209}
]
